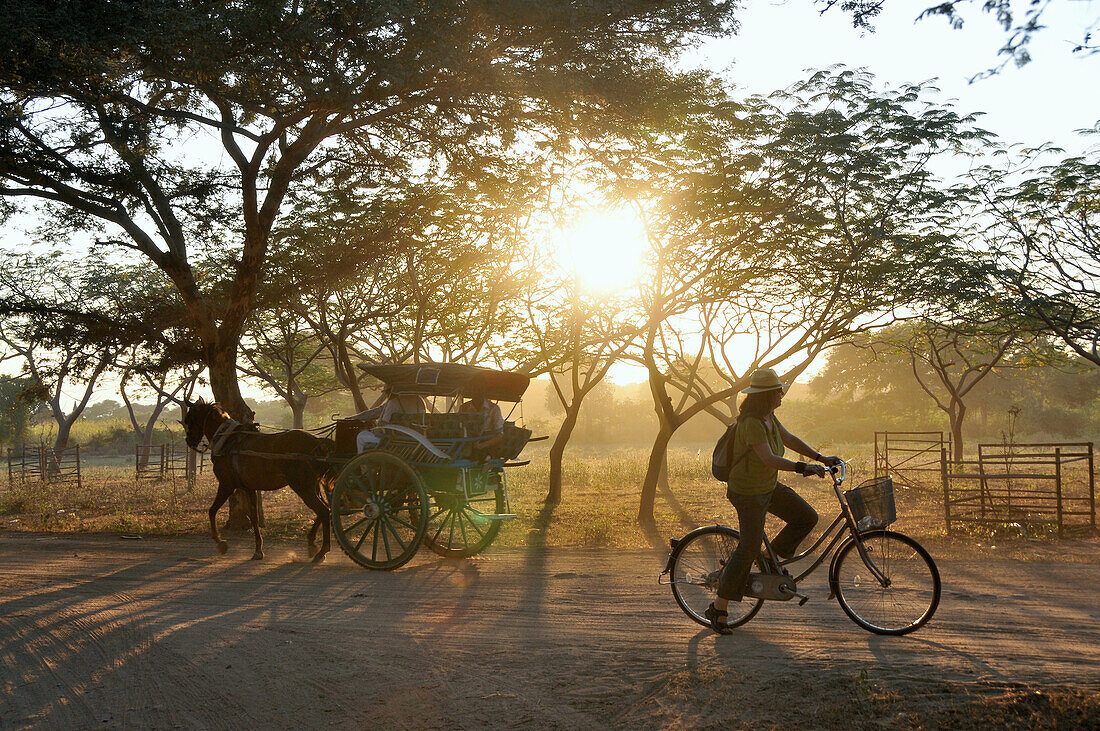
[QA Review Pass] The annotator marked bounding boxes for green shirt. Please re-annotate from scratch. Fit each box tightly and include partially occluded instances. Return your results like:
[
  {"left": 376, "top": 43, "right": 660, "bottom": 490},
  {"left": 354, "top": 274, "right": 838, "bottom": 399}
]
[{"left": 727, "top": 415, "right": 784, "bottom": 496}]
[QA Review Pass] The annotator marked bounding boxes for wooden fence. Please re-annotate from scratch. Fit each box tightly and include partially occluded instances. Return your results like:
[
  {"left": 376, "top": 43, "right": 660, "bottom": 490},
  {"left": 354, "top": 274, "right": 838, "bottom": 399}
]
[
  {"left": 942, "top": 442, "right": 1096, "bottom": 536},
  {"left": 6, "top": 444, "right": 83, "bottom": 488},
  {"left": 875, "top": 431, "right": 951, "bottom": 488},
  {"left": 136, "top": 443, "right": 203, "bottom": 484}
]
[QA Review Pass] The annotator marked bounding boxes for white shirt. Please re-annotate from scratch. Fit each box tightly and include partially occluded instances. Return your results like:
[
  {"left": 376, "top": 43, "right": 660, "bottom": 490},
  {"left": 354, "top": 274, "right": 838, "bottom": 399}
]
[{"left": 461, "top": 399, "right": 504, "bottom": 435}]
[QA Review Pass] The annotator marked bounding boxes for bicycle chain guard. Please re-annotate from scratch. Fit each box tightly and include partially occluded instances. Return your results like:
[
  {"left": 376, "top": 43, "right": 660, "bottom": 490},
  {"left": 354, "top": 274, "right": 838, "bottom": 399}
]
[{"left": 744, "top": 572, "right": 799, "bottom": 601}]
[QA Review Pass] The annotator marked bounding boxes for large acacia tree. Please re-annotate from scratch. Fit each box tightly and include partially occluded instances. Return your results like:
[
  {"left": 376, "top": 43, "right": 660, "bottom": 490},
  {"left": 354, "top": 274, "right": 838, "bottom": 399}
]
[
  {"left": 612, "top": 69, "right": 991, "bottom": 526},
  {"left": 0, "top": 0, "right": 736, "bottom": 422}
]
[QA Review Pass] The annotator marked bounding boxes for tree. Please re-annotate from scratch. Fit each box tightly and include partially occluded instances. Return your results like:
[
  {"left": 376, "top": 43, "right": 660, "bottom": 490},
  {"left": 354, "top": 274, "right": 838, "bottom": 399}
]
[
  {"left": 614, "top": 68, "right": 990, "bottom": 526},
  {"left": 0, "top": 253, "right": 114, "bottom": 450},
  {"left": 809, "top": 325, "right": 1096, "bottom": 443},
  {"left": 239, "top": 305, "right": 339, "bottom": 429},
  {"left": 279, "top": 162, "right": 547, "bottom": 412},
  {"left": 837, "top": 319, "right": 1047, "bottom": 460},
  {"left": 0, "top": 375, "right": 39, "bottom": 446},
  {"left": 0, "top": 0, "right": 738, "bottom": 423},
  {"left": 120, "top": 362, "right": 203, "bottom": 468},
  {"left": 517, "top": 259, "right": 639, "bottom": 504},
  {"left": 981, "top": 147, "right": 1100, "bottom": 366}
]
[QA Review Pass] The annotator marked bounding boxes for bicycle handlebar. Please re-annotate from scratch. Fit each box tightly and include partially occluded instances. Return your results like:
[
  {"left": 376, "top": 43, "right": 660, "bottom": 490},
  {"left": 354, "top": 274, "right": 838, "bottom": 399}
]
[{"left": 831, "top": 460, "right": 847, "bottom": 486}]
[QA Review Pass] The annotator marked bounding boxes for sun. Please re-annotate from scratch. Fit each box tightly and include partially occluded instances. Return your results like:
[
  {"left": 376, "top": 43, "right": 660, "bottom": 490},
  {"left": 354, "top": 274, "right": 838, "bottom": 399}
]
[{"left": 551, "top": 208, "right": 651, "bottom": 293}]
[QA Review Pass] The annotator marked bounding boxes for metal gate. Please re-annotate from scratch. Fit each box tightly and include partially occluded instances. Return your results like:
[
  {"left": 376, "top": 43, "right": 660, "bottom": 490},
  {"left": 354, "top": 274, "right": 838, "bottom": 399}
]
[{"left": 875, "top": 431, "right": 950, "bottom": 488}]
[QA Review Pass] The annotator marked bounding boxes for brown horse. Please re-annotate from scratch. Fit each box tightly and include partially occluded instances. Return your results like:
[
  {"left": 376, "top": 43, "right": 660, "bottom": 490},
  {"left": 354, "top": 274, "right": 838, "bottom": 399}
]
[{"left": 182, "top": 399, "right": 335, "bottom": 562}]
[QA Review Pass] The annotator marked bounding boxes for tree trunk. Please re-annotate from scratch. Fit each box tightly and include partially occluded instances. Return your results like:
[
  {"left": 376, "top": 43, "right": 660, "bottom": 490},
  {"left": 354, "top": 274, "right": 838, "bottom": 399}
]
[
  {"left": 206, "top": 336, "right": 256, "bottom": 528},
  {"left": 334, "top": 339, "right": 366, "bottom": 412},
  {"left": 138, "top": 427, "right": 154, "bottom": 470},
  {"left": 950, "top": 401, "right": 966, "bottom": 463},
  {"left": 547, "top": 405, "right": 581, "bottom": 505},
  {"left": 208, "top": 342, "right": 254, "bottom": 423},
  {"left": 53, "top": 419, "right": 73, "bottom": 453},
  {"left": 638, "top": 425, "right": 674, "bottom": 528},
  {"left": 290, "top": 395, "right": 307, "bottom": 430},
  {"left": 139, "top": 401, "right": 167, "bottom": 470}
]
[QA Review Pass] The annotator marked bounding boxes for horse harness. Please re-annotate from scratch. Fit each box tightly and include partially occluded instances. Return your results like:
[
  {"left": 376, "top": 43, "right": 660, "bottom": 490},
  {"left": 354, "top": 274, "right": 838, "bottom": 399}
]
[
  {"left": 201, "top": 410, "right": 335, "bottom": 472},
  {"left": 210, "top": 418, "right": 243, "bottom": 457}
]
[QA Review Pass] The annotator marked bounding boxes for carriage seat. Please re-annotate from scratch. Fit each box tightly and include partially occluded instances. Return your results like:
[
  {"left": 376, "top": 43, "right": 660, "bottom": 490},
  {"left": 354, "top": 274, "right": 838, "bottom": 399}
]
[
  {"left": 369, "top": 413, "right": 530, "bottom": 460},
  {"left": 334, "top": 418, "right": 371, "bottom": 455},
  {"left": 499, "top": 422, "right": 533, "bottom": 460},
  {"left": 388, "top": 412, "right": 488, "bottom": 440}
]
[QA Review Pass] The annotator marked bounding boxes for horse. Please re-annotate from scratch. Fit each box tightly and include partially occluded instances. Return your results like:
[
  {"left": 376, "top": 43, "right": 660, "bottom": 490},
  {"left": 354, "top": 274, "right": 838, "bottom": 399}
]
[{"left": 182, "top": 398, "right": 336, "bottom": 563}]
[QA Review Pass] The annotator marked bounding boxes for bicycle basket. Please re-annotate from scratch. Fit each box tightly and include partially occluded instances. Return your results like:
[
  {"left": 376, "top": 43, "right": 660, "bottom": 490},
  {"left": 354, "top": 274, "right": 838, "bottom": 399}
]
[{"left": 844, "top": 476, "right": 897, "bottom": 528}]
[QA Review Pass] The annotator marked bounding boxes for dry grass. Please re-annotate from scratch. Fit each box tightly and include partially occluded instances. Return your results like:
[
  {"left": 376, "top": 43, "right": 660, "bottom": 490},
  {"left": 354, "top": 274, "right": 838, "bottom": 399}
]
[
  {"left": 624, "top": 662, "right": 1100, "bottom": 730},
  {"left": 1, "top": 445, "right": 1096, "bottom": 559}
]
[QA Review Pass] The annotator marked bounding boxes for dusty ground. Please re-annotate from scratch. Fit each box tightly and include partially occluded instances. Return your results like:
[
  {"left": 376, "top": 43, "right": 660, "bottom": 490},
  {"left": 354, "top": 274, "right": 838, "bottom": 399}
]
[{"left": 1, "top": 530, "right": 1098, "bottom": 730}]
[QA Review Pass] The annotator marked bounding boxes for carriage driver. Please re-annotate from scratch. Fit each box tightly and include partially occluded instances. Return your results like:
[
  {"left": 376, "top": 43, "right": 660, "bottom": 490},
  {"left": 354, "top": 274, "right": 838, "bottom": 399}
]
[
  {"left": 353, "top": 384, "right": 427, "bottom": 452},
  {"left": 459, "top": 378, "right": 504, "bottom": 456}
]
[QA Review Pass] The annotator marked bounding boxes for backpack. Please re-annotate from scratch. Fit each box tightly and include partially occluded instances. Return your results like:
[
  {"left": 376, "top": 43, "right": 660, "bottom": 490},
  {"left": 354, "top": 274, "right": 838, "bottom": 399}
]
[{"left": 711, "top": 421, "right": 749, "bottom": 481}]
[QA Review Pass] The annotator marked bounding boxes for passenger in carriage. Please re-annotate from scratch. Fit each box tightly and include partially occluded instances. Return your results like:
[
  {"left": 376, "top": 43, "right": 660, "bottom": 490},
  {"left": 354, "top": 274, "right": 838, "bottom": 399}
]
[
  {"left": 354, "top": 385, "right": 427, "bottom": 452},
  {"left": 459, "top": 379, "right": 504, "bottom": 457}
]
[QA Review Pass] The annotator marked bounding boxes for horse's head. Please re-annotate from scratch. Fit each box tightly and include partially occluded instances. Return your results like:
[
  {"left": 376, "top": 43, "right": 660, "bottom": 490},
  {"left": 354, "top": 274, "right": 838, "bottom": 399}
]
[{"left": 182, "top": 398, "right": 227, "bottom": 450}]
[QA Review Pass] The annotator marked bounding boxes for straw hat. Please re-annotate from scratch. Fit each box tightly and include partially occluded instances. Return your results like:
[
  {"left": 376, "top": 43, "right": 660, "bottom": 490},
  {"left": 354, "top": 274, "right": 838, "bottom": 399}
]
[{"left": 741, "top": 368, "right": 788, "bottom": 394}]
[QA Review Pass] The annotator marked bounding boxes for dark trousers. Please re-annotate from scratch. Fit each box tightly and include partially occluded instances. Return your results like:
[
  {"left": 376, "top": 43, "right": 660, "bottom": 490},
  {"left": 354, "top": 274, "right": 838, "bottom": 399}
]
[{"left": 716, "top": 482, "right": 818, "bottom": 601}]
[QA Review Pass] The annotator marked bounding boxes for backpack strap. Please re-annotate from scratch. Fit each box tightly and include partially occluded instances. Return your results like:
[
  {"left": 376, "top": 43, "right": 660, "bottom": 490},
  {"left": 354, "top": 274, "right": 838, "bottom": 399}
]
[{"left": 726, "top": 420, "right": 752, "bottom": 475}]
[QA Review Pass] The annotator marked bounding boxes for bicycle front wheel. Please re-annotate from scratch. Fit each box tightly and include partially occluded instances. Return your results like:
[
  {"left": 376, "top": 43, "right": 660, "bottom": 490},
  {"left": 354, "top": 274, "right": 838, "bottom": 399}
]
[
  {"left": 669, "top": 525, "right": 764, "bottom": 630},
  {"left": 831, "top": 530, "right": 940, "bottom": 635}
]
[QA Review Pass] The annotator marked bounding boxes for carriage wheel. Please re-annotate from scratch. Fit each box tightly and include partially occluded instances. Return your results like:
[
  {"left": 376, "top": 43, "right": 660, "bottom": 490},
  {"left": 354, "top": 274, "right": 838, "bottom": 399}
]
[
  {"left": 330, "top": 452, "right": 428, "bottom": 570},
  {"left": 423, "top": 471, "right": 505, "bottom": 558}
]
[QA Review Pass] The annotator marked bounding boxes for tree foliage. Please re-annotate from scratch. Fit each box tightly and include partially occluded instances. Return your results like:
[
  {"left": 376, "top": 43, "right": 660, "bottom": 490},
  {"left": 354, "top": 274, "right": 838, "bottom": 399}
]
[
  {"left": 980, "top": 145, "right": 1100, "bottom": 366},
  {"left": 0, "top": 0, "right": 737, "bottom": 420},
  {"left": 609, "top": 68, "right": 990, "bottom": 523},
  {"left": 818, "top": 0, "right": 1099, "bottom": 77}
]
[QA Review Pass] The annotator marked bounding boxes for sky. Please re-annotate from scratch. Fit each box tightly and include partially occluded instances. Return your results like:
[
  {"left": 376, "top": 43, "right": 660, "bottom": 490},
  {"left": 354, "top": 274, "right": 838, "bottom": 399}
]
[{"left": 701, "top": 0, "right": 1099, "bottom": 153}]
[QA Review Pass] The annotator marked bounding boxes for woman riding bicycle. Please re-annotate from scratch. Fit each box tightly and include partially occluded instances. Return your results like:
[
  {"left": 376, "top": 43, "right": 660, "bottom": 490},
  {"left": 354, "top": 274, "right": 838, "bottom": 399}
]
[{"left": 706, "top": 368, "right": 842, "bottom": 634}]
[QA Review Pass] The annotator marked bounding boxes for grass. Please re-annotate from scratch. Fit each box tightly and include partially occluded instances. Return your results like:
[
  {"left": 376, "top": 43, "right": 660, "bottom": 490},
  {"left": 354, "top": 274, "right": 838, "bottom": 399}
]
[{"left": 1, "top": 444, "right": 1095, "bottom": 558}]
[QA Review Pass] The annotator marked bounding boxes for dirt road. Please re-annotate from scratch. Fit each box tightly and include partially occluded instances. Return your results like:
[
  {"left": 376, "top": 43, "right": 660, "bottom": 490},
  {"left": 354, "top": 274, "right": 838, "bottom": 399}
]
[{"left": 1, "top": 531, "right": 1097, "bottom": 729}]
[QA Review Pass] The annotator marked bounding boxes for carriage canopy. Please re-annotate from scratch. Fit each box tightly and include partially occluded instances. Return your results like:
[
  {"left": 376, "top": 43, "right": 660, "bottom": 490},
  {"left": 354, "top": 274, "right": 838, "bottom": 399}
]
[{"left": 357, "top": 362, "right": 531, "bottom": 401}]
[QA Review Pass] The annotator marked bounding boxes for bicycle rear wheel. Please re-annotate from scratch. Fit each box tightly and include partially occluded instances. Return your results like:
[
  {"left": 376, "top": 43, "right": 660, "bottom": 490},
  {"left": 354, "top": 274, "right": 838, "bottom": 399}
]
[
  {"left": 831, "top": 530, "right": 940, "bottom": 635},
  {"left": 669, "top": 525, "right": 764, "bottom": 629}
]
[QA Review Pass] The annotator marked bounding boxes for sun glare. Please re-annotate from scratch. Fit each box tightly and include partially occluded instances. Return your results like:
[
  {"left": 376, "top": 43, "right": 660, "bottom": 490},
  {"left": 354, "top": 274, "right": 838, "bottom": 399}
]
[{"left": 552, "top": 208, "right": 650, "bottom": 293}]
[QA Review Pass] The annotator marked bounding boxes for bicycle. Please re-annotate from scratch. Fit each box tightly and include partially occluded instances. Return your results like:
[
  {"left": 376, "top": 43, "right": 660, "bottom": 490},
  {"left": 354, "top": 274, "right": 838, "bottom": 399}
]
[{"left": 659, "top": 461, "right": 941, "bottom": 635}]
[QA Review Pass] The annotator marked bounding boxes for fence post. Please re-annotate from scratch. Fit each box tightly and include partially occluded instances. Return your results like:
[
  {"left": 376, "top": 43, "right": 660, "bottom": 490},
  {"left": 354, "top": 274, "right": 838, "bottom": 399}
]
[
  {"left": 977, "top": 451, "right": 988, "bottom": 521},
  {"left": 874, "top": 432, "right": 881, "bottom": 477},
  {"left": 941, "top": 446, "right": 951, "bottom": 533},
  {"left": 1089, "top": 442, "right": 1096, "bottom": 529},
  {"left": 186, "top": 447, "right": 198, "bottom": 491},
  {"left": 883, "top": 431, "right": 889, "bottom": 476},
  {"left": 6, "top": 447, "right": 11, "bottom": 484},
  {"left": 1055, "top": 447, "right": 1063, "bottom": 539}
]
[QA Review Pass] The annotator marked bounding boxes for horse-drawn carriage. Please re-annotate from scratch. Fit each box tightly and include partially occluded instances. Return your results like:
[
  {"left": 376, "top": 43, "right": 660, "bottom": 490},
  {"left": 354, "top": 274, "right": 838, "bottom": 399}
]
[
  {"left": 327, "top": 362, "right": 537, "bottom": 570},
  {"left": 183, "top": 362, "right": 537, "bottom": 570}
]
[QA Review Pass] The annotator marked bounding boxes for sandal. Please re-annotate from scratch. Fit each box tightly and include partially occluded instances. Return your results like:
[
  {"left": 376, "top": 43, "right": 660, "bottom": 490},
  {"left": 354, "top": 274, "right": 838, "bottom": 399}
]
[{"left": 705, "top": 602, "right": 733, "bottom": 635}]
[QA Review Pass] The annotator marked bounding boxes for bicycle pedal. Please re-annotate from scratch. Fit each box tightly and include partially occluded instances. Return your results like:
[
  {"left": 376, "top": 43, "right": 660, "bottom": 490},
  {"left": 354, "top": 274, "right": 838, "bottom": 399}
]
[{"left": 779, "top": 585, "right": 809, "bottom": 605}]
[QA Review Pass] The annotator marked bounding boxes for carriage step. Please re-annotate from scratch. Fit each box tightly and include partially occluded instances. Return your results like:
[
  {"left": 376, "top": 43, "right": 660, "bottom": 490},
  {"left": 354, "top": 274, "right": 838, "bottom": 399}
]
[{"left": 483, "top": 514, "right": 517, "bottom": 521}]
